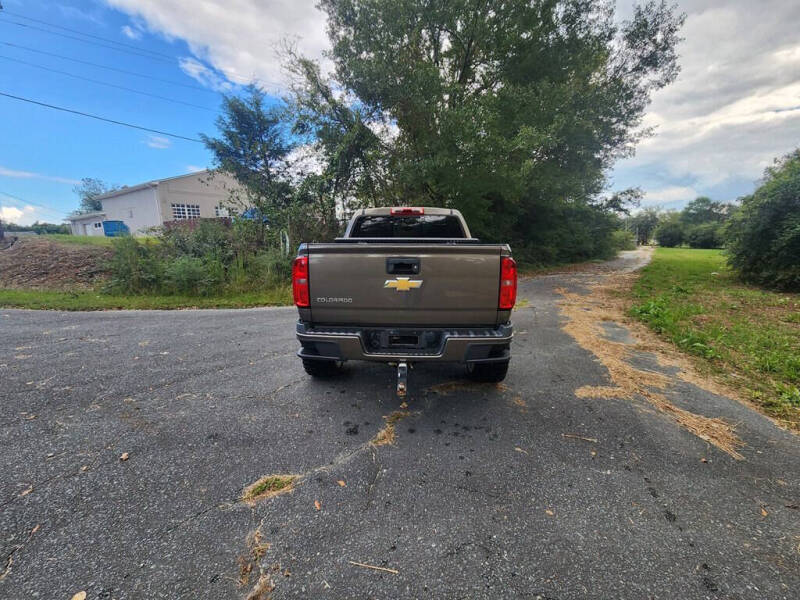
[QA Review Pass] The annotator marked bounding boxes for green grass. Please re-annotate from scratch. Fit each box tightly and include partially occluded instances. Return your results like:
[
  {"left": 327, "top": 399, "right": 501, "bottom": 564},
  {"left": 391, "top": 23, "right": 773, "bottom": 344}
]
[
  {"left": 0, "top": 287, "right": 293, "bottom": 310},
  {"left": 38, "top": 234, "right": 116, "bottom": 246},
  {"left": 631, "top": 248, "right": 800, "bottom": 427}
]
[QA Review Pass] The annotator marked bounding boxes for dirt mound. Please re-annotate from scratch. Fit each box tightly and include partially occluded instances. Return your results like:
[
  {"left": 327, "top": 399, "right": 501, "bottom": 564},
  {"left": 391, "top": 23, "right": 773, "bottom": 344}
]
[{"left": 0, "top": 238, "right": 112, "bottom": 290}]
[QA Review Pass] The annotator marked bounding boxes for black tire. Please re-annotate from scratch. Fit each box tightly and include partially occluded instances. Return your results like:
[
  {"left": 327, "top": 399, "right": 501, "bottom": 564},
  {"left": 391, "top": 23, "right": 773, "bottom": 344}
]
[
  {"left": 465, "top": 360, "right": 509, "bottom": 383},
  {"left": 302, "top": 358, "right": 343, "bottom": 378}
]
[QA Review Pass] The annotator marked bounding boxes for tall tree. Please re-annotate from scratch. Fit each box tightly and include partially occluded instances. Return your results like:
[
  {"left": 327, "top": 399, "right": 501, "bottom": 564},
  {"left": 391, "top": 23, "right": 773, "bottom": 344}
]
[
  {"left": 681, "top": 197, "right": 728, "bottom": 226},
  {"left": 201, "top": 85, "right": 294, "bottom": 219},
  {"left": 74, "top": 178, "right": 118, "bottom": 213},
  {"left": 292, "top": 0, "right": 684, "bottom": 261}
]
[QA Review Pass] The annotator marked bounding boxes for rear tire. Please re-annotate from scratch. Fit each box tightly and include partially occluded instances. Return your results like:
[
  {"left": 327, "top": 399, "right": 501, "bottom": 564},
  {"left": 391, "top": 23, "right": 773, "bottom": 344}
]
[
  {"left": 465, "top": 360, "right": 509, "bottom": 383},
  {"left": 302, "top": 358, "right": 343, "bottom": 378}
]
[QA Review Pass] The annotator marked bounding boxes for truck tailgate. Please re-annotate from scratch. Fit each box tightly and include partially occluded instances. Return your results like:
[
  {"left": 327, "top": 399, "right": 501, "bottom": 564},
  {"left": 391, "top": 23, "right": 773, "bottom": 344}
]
[{"left": 306, "top": 243, "right": 503, "bottom": 326}]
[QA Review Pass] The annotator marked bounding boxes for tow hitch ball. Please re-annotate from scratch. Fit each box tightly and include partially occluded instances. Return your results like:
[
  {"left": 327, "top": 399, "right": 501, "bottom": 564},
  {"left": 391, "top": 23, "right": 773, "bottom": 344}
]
[{"left": 396, "top": 362, "right": 409, "bottom": 398}]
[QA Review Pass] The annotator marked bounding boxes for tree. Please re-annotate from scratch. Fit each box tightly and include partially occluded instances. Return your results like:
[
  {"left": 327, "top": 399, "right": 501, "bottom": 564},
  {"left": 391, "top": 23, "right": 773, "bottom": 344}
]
[
  {"left": 74, "top": 178, "right": 117, "bottom": 213},
  {"left": 655, "top": 212, "right": 684, "bottom": 247},
  {"left": 628, "top": 207, "right": 661, "bottom": 244},
  {"left": 681, "top": 196, "right": 728, "bottom": 226},
  {"left": 201, "top": 86, "right": 294, "bottom": 214},
  {"left": 686, "top": 222, "right": 723, "bottom": 248},
  {"left": 726, "top": 150, "right": 800, "bottom": 290},
  {"left": 291, "top": 0, "right": 684, "bottom": 261}
]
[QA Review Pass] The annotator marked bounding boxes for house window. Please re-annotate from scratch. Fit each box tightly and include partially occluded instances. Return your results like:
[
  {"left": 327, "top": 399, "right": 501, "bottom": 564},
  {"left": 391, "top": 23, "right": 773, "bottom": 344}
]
[
  {"left": 93, "top": 222, "right": 102, "bottom": 228},
  {"left": 171, "top": 203, "right": 201, "bottom": 220},
  {"left": 215, "top": 204, "right": 229, "bottom": 217}
]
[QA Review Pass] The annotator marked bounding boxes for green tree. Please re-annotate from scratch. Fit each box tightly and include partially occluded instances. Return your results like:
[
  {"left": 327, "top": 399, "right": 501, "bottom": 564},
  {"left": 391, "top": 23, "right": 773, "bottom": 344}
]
[
  {"left": 201, "top": 86, "right": 295, "bottom": 234},
  {"left": 628, "top": 207, "right": 661, "bottom": 244},
  {"left": 74, "top": 178, "right": 118, "bottom": 213},
  {"left": 726, "top": 150, "right": 800, "bottom": 290},
  {"left": 655, "top": 212, "right": 684, "bottom": 247},
  {"left": 291, "top": 0, "right": 684, "bottom": 261},
  {"left": 681, "top": 196, "right": 728, "bottom": 226}
]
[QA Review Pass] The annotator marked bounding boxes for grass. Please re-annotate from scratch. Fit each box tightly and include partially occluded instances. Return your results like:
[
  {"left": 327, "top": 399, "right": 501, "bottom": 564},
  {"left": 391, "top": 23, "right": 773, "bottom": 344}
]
[
  {"left": 630, "top": 248, "right": 800, "bottom": 428},
  {"left": 0, "top": 287, "right": 293, "bottom": 310},
  {"left": 242, "top": 475, "right": 298, "bottom": 503},
  {"left": 38, "top": 234, "right": 116, "bottom": 246}
]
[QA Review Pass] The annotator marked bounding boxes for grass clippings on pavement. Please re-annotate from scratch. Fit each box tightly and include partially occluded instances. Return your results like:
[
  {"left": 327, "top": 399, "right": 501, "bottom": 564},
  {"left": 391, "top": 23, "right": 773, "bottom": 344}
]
[
  {"left": 557, "top": 282, "right": 746, "bottom": 460},
  {"left": 242, "top": 474, "right": 299, "bottom": 504},
  {"left": 371, "top": 410, "right": 414, "bottom": 446}
]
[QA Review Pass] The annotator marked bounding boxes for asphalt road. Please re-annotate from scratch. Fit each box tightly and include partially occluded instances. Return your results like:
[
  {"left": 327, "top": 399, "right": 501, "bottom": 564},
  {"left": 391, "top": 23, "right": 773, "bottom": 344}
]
[{"left": 1, "top": 250, "right": 798, "bottom": 599}]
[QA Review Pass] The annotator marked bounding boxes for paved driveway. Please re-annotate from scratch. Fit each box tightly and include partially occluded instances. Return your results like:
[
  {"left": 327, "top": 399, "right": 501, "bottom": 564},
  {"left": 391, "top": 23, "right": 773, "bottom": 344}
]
[{"left": 1, "top": 250, "right": 798, "bottom": 599}]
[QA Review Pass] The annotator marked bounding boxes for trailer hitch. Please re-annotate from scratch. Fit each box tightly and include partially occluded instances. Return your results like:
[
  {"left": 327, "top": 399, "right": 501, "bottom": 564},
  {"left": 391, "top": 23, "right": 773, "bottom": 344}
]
[{"left": 396, "top": 362, "right": 409, "bottom": 398}]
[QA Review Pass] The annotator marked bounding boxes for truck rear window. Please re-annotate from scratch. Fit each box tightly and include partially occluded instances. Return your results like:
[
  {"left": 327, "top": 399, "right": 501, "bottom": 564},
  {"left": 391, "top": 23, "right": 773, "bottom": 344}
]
[{"left": 350, "top": 215, "right": 465, "bottom": 238}]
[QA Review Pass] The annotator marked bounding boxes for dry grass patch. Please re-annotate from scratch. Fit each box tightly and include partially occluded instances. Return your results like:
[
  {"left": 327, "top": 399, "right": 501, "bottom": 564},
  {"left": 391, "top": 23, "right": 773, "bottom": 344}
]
[
  {"left": 242, "top": 475, "right": 299, "bottom": 504},
  {"left": 557, "top": 282, "right": 746, "bottom": 460},
  {"left": 371, "top": 411, "right": 412, "bottom": 446}
]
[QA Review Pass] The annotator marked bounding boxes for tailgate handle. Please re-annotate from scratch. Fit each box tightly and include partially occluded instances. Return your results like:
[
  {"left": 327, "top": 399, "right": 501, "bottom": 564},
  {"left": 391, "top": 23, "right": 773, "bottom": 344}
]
[{"left": 386, "top": 257, "right": 420, "bottom": 275}]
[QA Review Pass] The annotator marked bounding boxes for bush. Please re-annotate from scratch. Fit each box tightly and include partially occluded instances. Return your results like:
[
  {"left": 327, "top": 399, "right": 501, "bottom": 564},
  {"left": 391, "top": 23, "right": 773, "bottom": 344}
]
[
  {"left": 726, "top": 149, "right": 800, "bottom": 291},
  {"left": 105, "top": 237, "right": 163, "bottom": 294},
  {"left": 163, "top": 256, "right": 222, "bottom": 295},
  {"left": 105, "top": 219, "right": 297, "bottom": 297},
  {"left": 655, "top": 217, "right": 684, "bottom": 247},
  {"left": 610, "top": 229, "right": 636, "bottom": 251},
  {"left": 686, "top": 223, "right": 724, "bottom": 249}
]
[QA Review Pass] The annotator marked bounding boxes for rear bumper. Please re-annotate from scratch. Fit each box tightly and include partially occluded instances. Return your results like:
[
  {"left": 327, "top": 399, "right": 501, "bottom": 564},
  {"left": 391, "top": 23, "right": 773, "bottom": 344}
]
[{"left": 296, "top": 321, "right": 512, "bottom": 363}]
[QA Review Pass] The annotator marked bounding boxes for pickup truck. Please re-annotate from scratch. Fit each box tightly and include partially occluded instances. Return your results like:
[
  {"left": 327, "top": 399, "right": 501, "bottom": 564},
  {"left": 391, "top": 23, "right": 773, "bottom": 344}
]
[{"left": 291, "top": 207, "right": 516, "bottom": 396}]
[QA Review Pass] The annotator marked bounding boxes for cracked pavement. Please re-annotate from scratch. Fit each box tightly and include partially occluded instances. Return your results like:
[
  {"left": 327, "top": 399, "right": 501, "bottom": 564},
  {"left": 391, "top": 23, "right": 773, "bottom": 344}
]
[{"left": 1, "top": 250, "right": 799, "bottom": 599}]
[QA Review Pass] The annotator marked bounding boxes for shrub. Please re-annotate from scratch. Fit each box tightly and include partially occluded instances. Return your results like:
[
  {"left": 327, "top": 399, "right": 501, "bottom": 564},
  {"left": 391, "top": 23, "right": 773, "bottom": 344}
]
[
  {"left": 686, "top": 223, "right": 724, "bottom": 249},
  {"left": 105, "top": 237, "right": 163, "bottom": 294},
  {"left": 163, "top": 256, "right": 221, "bottom": 295},
  {"left": 610, "top": 229, "right": 636, "bottom": 251},
  {"left": 726, "top": 149, "right": 800, "bottom": 291},
  {"left": 655, "top": 216, "right": 684, "bottom": 247}
]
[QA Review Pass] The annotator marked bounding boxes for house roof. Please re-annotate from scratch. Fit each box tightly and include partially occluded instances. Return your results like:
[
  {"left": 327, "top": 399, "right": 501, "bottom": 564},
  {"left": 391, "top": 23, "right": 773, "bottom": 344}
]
[
  {"left": 67, "top": 211, "right": 106, "bottom": 222},
  {"left": 93, "top": 169, "right": 212, "bottom": 202}
]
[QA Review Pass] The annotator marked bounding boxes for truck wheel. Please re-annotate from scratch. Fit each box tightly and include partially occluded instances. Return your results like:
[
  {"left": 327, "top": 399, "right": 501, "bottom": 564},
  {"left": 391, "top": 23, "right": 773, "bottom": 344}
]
[
  {"left": 465, "top": 360, "right": 509, "bottom": 383},
  {"left": 302, "top": 359, "right": 343, "bottom": 378}
]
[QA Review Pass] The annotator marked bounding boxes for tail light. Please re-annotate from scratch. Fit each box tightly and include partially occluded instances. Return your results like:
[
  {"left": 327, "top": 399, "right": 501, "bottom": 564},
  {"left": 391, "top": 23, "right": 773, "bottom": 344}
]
[
  {"left": 390, "top": 207, "right": 425, "bottom": 216},
  {"left": 292, "top": 256, "right": 310, "bottom": 307},
  {"left": 499, "top": 256, "right": 517, "bottom": 309}
]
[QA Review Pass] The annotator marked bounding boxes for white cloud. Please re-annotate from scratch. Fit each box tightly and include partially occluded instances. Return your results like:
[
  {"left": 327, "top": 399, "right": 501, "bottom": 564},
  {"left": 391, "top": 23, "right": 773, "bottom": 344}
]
[
  {"left": 641, "top": 186, "right": 699, "bottom": 207},
  {"left": 186, "top": 164, "right": 205, "bottom": 173},
  {"left": 120, "top": 24, "right": 142, "bottom": 40},
  {"left": 178, "top": 57, "right": 234, "bottom": 92},
  {"left": 105, "top": 0, "right": 330, "bottom": 91},
  {"left": 0, "top": 205, "right": 38, "bottom": 226},
  {"left": 145, "top": 135, "right": 171, "bottom": 149},
  {"left": 0, "top": 166, "right": 79, "bottom": 185},
  {"left": 613, "top": 0, "right": 800, "bottom": 204}
]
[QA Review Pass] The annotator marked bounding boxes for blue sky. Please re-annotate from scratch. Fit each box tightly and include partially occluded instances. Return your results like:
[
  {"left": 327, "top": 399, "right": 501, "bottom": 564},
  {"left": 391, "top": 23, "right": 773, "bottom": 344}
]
[
  {"left": 2, "top": 0, "right": 799, "bottom": 225},
  {"left": 0, "top": 0, "right": 232, "bottom": 224}
]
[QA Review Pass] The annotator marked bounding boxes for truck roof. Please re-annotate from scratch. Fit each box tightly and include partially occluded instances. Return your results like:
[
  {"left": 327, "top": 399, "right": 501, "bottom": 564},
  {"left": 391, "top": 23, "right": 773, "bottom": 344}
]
[{"left": 356, "top": 207, "right": 463, "bottom": 217}]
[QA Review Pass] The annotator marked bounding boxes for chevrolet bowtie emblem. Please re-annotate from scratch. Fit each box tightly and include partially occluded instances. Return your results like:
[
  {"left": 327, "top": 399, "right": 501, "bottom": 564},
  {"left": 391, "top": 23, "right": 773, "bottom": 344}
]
[{"left": 384, "top": 277, "right": 423, "bottom": 292}]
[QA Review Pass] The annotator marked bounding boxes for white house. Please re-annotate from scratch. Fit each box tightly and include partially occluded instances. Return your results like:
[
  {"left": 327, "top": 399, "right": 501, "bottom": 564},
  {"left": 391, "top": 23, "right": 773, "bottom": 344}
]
[{"left": 67, "top": 170, "right": 239, "bottom": 236}]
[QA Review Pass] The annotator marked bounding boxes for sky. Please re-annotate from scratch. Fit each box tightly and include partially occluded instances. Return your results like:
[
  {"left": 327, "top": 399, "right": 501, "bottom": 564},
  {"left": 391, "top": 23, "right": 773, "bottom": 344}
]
[{"left": 1, "top": 0, "right": 799, "bottom": 225}]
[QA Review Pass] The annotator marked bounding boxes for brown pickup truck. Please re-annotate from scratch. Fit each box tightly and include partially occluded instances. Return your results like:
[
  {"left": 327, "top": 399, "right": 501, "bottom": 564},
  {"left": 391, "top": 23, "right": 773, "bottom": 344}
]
[{"left": 292, "top": 207, "right": 516, "bottom": 396}]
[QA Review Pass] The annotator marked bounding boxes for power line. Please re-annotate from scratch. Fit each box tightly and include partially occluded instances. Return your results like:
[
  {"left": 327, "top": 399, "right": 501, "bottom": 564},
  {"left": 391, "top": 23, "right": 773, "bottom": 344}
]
[
  {"left": 1, "top": 41, "right": 221, "bottom": 95},
  {"left": 0, "top": 54, "right": 217, "bottom": 112},
  {"left": 0, "top": 9, "right": 176, "bottom": 60},
  {"left": 0, "top": 190, "right": 69, "bottom": 219},
  {"left": 0, "top": 19, "right": 175, "bottom": 64},
  {"left": 0, "top": 91, "right": 204, "bottom": 143}
]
